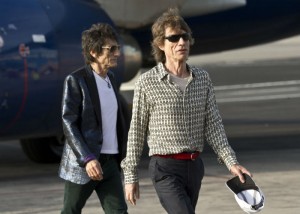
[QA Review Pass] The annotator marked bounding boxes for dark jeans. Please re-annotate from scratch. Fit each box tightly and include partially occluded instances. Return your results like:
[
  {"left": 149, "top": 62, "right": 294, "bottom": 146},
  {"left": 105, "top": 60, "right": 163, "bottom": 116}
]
[
  {"left": 149, "top": 156, "right": 205, "bottom": 214},
  {"left": 61, "top": 155, "right": 128, "bottom": 214}
]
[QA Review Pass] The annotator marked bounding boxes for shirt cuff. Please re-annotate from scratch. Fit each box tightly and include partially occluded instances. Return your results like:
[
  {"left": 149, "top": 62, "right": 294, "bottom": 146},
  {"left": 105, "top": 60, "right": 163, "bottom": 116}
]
[
  {"left": 123, "top": 169, "right": 139, "bottom": 184},
  {"left": 84, "top": 154, "right": 96, "bottom": 166},
  {"left": 223, "top": 156, "right": 239, "bottom": 170}
]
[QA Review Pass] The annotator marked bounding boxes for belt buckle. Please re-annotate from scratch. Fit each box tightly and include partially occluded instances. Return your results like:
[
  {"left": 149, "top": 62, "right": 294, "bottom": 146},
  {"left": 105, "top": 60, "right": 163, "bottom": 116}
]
[{"left": 191, "top": 152, "right": 197, "bottom": 161}]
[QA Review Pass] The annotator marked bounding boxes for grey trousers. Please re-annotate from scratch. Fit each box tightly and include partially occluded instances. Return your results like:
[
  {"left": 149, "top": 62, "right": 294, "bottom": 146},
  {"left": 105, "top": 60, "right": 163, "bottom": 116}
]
[{"left": 149, "top": 156, "right": 204, "bottom": 214}]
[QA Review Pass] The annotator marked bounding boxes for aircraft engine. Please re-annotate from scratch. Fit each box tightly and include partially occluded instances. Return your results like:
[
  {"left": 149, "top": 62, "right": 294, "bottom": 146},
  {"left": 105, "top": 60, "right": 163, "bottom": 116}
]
[{"left": 119, "top": 33, "right": 142, "bottom": 83}]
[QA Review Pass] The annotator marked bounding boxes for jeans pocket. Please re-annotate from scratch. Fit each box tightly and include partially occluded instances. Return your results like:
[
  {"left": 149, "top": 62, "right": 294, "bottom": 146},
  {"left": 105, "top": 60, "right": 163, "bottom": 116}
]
[{"left": 149, "top": 158, "right": 171, "bottom": 183}]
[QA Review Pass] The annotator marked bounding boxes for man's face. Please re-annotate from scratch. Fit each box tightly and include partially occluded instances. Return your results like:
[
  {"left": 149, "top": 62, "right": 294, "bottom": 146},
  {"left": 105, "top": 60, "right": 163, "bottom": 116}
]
[
  {"left": 92, "top": 39, "right": 120, "bottom": 70},
  {"left": 160, "top": 27, "right": 190, "bottom": 63}
]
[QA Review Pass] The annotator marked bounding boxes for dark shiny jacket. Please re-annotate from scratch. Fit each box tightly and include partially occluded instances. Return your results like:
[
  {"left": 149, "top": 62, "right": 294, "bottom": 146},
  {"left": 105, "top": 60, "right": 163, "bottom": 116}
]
[{"left": 58, "top": 65, "right": 128, "bottom": 184}]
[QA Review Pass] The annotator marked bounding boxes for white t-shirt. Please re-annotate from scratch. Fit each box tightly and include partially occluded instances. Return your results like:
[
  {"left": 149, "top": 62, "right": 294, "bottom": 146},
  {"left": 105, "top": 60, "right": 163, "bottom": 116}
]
[{"left": 93, "top": 72, "right": 119, "bottom": 154}]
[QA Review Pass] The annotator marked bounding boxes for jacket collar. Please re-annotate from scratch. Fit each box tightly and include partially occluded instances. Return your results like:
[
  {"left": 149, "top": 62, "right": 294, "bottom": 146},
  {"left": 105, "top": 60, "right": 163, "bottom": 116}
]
[
  {"left": 83, "top": 65, "right": 120, "bottom": 126},
  {"left": 84, "top": 65, "right": 102, "bottom": 126}
]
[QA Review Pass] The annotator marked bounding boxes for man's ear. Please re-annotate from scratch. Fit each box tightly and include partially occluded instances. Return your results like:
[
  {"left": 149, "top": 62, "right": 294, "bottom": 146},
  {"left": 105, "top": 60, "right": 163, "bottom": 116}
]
[
  {"left": 158, "top": 44, "right": 165, "bottom": 51},
  {"left": 90, "top": 50, "right": 97, "bottom": 58}
]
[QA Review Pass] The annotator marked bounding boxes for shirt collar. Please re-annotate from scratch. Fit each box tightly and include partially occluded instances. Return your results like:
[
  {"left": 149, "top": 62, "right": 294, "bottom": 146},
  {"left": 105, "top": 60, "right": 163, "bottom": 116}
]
[{"left": 157, "top": 62, "right": 195, "bottom": 80}]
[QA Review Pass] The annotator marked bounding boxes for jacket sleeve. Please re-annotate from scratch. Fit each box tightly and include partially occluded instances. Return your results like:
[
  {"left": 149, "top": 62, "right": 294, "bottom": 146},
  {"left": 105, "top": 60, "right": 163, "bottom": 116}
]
[{"left": 61, "top": 74, "right": 93, "bottom": 167}]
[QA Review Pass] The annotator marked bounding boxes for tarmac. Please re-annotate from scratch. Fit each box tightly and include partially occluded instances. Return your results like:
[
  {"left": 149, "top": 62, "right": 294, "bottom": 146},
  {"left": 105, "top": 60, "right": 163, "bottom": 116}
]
[{"left": 0, "top": 139, "right": 299, "bottom": 214}]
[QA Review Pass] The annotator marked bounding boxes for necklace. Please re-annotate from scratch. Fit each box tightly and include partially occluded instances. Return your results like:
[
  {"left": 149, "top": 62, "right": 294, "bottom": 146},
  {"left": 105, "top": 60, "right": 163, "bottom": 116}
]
[
  {"left": 92, "top": 69, "right": 112, "bottom": 88},
  {"left": 101, "top": 75, "right": 111, "bottom": 88}
]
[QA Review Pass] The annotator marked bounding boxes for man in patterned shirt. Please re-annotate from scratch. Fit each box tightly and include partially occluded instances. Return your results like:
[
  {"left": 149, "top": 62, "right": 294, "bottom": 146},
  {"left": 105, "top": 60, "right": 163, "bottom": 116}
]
[{"left": 121, "top": 8, "right": 252, "bottom": 214}]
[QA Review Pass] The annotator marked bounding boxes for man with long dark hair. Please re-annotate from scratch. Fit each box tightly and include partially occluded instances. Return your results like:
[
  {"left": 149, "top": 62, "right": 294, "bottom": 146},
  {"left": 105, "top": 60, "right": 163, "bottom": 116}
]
[{"left": 59, "top": 23, "right": 128, "bottom": 214}]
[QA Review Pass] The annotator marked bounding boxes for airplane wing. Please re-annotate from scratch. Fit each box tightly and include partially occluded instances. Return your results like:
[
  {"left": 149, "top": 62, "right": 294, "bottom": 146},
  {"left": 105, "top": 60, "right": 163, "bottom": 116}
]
[{"left": 94, "top": 0, "right": 246, "bottom": 28}]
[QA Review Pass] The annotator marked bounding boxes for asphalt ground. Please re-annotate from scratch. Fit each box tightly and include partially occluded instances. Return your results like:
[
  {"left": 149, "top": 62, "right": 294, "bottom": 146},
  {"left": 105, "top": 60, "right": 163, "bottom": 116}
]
[{"left": 0, "top": 138, "right": 299, "bottom": 214}]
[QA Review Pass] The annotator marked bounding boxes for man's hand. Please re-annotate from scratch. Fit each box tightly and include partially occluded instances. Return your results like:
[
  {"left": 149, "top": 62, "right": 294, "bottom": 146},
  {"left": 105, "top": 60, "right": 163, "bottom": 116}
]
[
  {"left": 230, "top": 164, "right": 252, "bottom": 183},
  {"left": 85, "top": 159, "right": 103, "bottom": 181},
  {"left": 125, "top": 183, "right": 140, "bottom": 206}
]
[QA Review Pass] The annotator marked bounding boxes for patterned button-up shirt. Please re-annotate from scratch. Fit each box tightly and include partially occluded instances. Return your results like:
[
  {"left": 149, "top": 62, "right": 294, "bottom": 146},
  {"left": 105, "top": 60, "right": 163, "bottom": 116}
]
[{"left": 121, "top": 62, "right": 238, "bottom": 184}]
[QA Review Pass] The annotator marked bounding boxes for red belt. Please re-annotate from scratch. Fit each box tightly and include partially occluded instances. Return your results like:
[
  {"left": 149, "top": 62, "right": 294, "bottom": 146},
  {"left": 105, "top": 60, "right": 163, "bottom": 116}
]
[{"left": 154, "top": 151, "right": 200, "bottom": 161}]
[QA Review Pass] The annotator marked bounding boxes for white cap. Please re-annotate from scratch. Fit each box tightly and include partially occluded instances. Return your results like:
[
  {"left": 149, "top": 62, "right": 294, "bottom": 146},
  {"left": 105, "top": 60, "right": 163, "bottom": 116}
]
[{"left": 226, "top": 174, "right": 265, "bottom": 213}]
